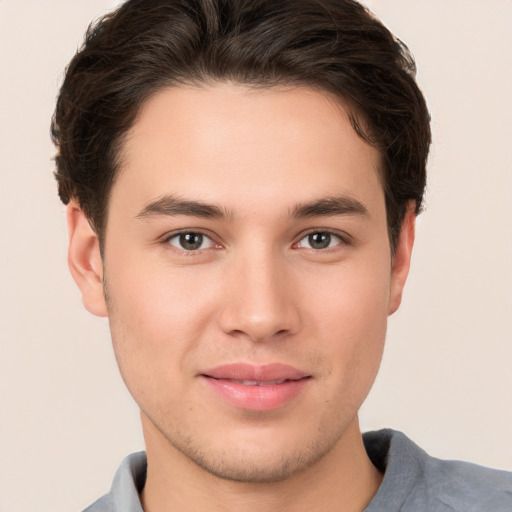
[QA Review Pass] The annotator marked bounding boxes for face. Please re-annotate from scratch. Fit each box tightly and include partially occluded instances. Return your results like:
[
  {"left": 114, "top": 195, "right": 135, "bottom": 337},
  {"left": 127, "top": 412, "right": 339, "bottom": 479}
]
[{"left": 69, "top": 83, "right": 413, "bottom": 483}]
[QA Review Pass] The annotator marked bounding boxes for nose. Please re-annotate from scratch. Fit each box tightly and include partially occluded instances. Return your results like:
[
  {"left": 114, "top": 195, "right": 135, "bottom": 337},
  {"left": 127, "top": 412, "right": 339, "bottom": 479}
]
[{"left": 218, "top": 247, "right": 301, "bottom": 343}]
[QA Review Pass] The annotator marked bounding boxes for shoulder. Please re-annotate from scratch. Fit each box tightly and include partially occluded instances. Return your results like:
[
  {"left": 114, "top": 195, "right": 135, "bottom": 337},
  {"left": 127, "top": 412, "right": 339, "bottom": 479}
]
[
  {"left": 419, "top": 455, "right": 512, "bottom": 511},
  {"left": 83, "top": 494, "right": 114, "bottom": 512},
  {"left": 82, "top": 451, "right": 147, "bottom": 512},
  {"left": 364, "top": 429, "right": 512, "bottom": 512}
]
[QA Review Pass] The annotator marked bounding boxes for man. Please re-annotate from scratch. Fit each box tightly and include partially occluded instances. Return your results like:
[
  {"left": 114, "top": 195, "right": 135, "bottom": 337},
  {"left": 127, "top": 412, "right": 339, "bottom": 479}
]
[{"left": 51, "top": 0, "right": 511, "bottom": 510}]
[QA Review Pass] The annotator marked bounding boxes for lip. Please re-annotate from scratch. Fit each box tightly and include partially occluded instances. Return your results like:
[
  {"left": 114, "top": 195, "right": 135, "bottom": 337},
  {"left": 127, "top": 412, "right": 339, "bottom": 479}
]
[{"left": 200, "top": 363, "right": 311, "bottom": 411}]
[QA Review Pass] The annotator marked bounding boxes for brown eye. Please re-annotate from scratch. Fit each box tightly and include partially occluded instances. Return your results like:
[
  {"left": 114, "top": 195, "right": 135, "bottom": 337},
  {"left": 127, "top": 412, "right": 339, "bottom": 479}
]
[
  {"left": 168, "top": 232, "right": 213, "bottom": 251},
  {"left": 299, "top": 232, "right": 342, "bottom": 250},
  {"left": 180, "top": 233, "right": 203, "bottom": 250}
]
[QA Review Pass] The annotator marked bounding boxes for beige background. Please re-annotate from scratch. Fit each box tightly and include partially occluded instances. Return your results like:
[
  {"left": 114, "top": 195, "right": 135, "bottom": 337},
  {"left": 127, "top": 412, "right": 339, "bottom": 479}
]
[{"left": 0, "top": 1, "right": 511, "bottom": 511}]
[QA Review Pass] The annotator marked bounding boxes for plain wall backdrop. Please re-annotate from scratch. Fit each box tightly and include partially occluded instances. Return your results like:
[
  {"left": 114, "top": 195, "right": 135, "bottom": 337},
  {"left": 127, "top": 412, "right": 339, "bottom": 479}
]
[{"left": 0, "top": 1, "right": 511, "bottom": 511}]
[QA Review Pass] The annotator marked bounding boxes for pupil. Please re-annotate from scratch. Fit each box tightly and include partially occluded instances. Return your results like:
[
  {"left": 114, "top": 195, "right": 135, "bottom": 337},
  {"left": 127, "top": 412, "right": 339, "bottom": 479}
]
[
  {"left": 309, "top": 232, "right": 331, "bottom": 249},
  {"left": 180, "top": 233, "right": 203, "bottom": 250}
]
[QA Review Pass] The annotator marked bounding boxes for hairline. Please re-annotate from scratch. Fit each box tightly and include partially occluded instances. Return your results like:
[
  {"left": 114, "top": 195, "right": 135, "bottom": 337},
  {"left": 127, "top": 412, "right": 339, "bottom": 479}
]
[{"left": 97, "top": 79, "right": 392, "bottom": 252}]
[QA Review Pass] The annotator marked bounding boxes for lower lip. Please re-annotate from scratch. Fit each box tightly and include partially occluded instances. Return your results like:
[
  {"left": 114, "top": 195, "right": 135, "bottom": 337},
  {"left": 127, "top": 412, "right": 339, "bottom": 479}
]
[{"left": 202, "top": 377, "right": 310, "bottom": 411}]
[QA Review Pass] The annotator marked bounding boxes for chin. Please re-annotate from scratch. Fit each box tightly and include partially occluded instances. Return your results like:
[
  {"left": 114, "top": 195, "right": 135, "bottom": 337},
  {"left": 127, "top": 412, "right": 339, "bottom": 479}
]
[
  {"left": 177, "top": 442, "right": 328, "bottom": 484},
  {"left": 158, "top": 414, "right": 351, "bottom": 484}
]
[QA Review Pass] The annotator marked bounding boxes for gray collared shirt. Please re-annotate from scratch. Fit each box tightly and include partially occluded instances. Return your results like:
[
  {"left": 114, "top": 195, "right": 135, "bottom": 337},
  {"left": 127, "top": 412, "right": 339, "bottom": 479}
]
[{"left": 83, "top": 429, "right": 512, "bottom": 511}]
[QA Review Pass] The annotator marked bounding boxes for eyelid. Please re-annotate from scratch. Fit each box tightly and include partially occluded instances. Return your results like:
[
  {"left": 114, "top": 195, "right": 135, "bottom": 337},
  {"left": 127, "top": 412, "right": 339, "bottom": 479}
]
[
  {"left": 294, "top": 229, "right": 351, "bottom": 250},
  {"left": 161, "top": 229, "right": 222, "bottom": 251},
  {"left": 158, "top": 227, "right": 351, "bottom": 252}
]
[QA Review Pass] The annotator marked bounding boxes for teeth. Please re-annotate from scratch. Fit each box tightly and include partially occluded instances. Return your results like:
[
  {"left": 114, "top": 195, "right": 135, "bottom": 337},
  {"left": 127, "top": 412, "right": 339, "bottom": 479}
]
[{"left": 230, "top": 379, "right": 287, "bottom": 386}]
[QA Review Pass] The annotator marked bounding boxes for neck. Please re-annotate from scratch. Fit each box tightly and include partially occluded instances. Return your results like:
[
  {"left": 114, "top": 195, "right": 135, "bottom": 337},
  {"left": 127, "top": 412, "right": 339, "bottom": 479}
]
[{"left": 140, "top": 415, "right": 382, "bottom": 512}]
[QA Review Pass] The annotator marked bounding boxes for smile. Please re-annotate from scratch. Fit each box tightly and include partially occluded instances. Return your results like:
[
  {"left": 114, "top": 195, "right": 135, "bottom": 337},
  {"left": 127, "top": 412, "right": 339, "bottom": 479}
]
[
  {"left": 200, "top": 363, "right": 311, "bottom": 411},
  {"left": 216, "top": 378, "right": 293, "bottom": 386}
]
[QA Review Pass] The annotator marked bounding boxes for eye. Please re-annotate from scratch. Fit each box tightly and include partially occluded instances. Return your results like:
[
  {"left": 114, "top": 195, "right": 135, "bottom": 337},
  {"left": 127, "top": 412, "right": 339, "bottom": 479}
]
[
  {"left": 166, "top": 232, "right": 216, "bottom": 251},
  {"left": 297, "top": 231, "right": 343, "bottom": 250}
]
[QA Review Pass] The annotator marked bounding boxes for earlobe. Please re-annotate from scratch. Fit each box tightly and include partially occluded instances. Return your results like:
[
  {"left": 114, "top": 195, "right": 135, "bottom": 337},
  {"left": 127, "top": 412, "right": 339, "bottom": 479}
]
[
  {"left": 388, "top": 203, "right": 416, "bottom": 315},
  {"left": 66, "top": 202, "right": 108, "bottom": 317}
]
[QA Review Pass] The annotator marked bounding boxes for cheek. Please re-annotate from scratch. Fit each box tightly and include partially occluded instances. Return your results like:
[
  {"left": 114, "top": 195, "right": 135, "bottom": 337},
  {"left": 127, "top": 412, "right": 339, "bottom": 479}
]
[
  {"left": 104, "top": 256, "right": 223, "bottom": 393},
  {"left": 107, "top": 254, "right": 221, "bottom": 336},
  {"left": 308, "top": 256, "right": 391, "bottom": 331},
  {"left": 305, "top": 261, "right": 390, "bottom": 388}
]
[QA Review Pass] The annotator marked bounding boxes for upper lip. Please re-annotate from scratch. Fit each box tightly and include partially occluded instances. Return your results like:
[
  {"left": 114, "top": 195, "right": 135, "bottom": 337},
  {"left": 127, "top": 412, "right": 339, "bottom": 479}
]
[{"left": 201, "top": 363, "right": 310, "bottom": 383}]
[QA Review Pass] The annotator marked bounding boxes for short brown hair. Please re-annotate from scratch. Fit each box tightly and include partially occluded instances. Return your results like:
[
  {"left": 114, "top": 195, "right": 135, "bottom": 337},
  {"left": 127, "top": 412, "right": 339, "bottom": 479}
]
[{"left": 51, "top": 0, "right": 431, "bottom": 251}]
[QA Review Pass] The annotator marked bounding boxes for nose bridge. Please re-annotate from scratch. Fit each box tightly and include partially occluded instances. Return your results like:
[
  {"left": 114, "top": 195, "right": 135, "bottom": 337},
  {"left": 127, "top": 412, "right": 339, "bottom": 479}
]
[{"left": 219, "top": 241, "right": 299, "bottom": 342}]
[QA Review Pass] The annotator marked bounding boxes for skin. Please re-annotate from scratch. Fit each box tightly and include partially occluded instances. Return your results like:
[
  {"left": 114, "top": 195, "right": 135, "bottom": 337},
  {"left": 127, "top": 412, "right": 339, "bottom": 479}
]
[{"left": 67, "top": 83, "right": 415, "bottom": 512}]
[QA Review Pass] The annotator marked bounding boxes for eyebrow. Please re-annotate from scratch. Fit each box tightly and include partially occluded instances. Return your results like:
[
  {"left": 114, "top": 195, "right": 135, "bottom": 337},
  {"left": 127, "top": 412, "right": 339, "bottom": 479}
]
[
  {"left": 136, "top": 194, "right": 368, "bottom": 221},
  {"left": 291, "top": 196, "right": 369, "bottom": 219},
  {"left": 136, "top": 195, "right": 229, "bottom": 220}
]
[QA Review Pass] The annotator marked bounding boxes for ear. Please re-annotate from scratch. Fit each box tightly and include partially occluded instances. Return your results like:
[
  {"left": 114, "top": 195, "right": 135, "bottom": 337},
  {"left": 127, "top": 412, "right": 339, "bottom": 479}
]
[
  {"left": 388, "top": 202, "right": 416, "bottom": 315},
  {"left": 66, "top": 202, "right": 108, "bottom": 317}
]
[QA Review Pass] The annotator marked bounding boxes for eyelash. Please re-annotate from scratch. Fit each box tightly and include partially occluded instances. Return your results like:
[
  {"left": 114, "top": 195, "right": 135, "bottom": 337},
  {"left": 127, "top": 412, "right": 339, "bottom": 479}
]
[
  {"left": 161, "top": 228, "right": 350, "bottom": 254},
  {"left": 162, "top": 230, "right": 219, "bottom": 253},
  {"left": 294, "top": 230, "right": 350, "bottom": 251}
]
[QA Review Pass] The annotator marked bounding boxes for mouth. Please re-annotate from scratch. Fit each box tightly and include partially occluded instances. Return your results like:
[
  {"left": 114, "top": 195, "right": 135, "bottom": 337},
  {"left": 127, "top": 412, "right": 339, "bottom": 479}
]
[
  {"left": 213, "top": 378, "right": 297, "bottom": 386},
  {"left": 200, "top": 363, "right": 311, "bottom": 411},
  {"left": 202, "top": 362, "right": 309, "bottom": 381}
]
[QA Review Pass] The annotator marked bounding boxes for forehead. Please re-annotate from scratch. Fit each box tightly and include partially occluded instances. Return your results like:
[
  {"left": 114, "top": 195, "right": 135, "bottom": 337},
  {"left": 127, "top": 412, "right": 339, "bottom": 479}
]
[{"left": 113, "top": 83, "right": 384, "bottom": 219}]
